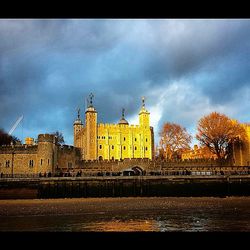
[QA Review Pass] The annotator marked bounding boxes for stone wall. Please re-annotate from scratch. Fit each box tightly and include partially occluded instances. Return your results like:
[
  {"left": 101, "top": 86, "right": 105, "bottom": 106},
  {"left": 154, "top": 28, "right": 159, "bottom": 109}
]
[
  {"left": 74, "top": 158, "right": 233, "bottom": 173},
  {"left": 57, "top": 145, "right": 81, "bottom": 170},
  {"left": 0, "top": 145, "right": 38, "bottom": 175}
]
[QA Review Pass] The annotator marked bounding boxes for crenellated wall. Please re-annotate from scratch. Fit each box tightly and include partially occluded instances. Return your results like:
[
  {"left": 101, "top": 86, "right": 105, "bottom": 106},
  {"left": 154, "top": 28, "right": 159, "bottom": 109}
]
[
  {"left": 0, "top": 134, "right": 57, "bottom": 175},
  {"left": 0, "top": 145, "right": 39, "bottom": 175},
  {"left": 57, "top": 145, "right": 81, "bottom": 170},
  {"left": 72, "top": 157, "right": 233, "bottom": 173}
]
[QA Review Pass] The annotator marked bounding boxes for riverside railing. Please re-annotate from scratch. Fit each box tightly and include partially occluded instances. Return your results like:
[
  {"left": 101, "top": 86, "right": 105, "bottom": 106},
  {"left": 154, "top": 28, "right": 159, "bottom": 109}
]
[{"left": 1, "top": 169, "right": 250, "bottom": 179}]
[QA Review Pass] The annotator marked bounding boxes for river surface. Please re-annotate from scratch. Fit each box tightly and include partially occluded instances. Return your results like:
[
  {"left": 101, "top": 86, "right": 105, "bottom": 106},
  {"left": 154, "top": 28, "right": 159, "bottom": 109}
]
[{"left": 0, "top": 197, "right": 250, "bottom": 232}]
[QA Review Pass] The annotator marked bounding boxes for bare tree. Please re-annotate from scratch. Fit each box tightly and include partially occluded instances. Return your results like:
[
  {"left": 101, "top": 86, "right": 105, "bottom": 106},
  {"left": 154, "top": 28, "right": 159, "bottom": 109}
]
[
  {"left": 159, "top": 122, "right": 192, "bottom": 160},
  {"left": 196, "top": 112, "right": 246, "bottom": 160},
  {"left": 53, "top": 131, "right": 65, "bottom": 145}
]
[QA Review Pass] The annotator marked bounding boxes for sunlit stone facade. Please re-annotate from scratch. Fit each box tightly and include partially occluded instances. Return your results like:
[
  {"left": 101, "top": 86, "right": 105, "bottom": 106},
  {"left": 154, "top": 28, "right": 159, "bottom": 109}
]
[
  {"left": 181, "top": 145, "right": 217, "bottom": 160},
  {"left": 233, "top": 124, "right": 250, "bottom": 166},
  {"left": 74, "top": 95, "right": 154, "bottom": 161}
]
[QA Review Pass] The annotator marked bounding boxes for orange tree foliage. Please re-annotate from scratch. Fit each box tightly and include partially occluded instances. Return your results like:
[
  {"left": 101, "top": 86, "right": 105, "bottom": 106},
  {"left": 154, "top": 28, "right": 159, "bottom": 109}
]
[
  {"left": 196, "top": 112, "right": 246, "bottom": 160},
  {"left": 159, "top": 122, "right": 192, "bottom": 160}
]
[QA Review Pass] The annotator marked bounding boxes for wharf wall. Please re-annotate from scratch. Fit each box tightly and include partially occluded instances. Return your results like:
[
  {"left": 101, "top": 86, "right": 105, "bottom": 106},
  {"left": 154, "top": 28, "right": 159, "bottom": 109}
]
[
  {"left": 74, "top": 158, "right": 233, "bottom": 173},
  {"left": 1, "top": 175, "right": 250, "bottom": 199}
]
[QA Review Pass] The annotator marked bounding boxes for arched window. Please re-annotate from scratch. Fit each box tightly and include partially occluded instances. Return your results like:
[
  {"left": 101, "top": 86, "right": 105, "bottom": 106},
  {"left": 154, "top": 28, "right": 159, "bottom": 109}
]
[
  {"left": 111, "top": 145, "right": 114, "bottom": 150},
  {"left": 123, "top": 146, "right": 126, "bottom": 150},
  {"left": 29, "top": 160, "right": 34, "bottom": 168},
  {"left": 99, "top": 156, "right": 103, "bottom": 161},
  {"left": 135, "top": 146, "right": 137, "bottom": 150},
  {"left": 99, "top": 145, "right": 102, "bottom": 149},
  {"left": 5, "top": 160, "right": 10, "bottom": 168}
]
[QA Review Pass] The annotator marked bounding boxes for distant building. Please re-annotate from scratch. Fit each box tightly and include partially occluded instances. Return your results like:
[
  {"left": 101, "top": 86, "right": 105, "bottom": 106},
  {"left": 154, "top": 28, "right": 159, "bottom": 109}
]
[
  {"left": 181, "top": 123, "right": 250, "bottom": 166},
  {"left": 233, "top": 123, "right": 250, "bottom": 166},
  {"left": 73, "top": 94, "right": 154, "bottom": 161},
  {"left": 181, "top": 144, "right": 217, "bottom": 160},
  {"left": 0, "top": 134, "right": 81, "bottom": 176}
]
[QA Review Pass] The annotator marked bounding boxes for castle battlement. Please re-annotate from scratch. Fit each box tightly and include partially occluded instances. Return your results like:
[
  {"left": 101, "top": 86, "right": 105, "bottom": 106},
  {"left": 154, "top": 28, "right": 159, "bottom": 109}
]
[
  {"left": 97, "top": 123, "right": 141, "bottom": 129},
  {"left": 98, "top": 123, "right": 116, "bottom": 128},
  {"left": 59, "top": 145, "right": 75, "bottom": 152},
  {"left": 38, "top": 134, "right": 56, "bottom": 143},
  {"left": 0, "top": 144, "right": 38, "bottom": 154}
]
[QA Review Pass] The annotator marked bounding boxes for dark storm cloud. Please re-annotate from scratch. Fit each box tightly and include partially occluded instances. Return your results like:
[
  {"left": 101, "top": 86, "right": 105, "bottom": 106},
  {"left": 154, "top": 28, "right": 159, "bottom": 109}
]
[{"left": 1, "top": 19, "right": 250, "bottom": 145}]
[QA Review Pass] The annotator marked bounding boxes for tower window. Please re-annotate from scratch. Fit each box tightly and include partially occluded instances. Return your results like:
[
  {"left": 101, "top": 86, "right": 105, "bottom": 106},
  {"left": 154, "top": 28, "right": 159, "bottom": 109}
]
[
  {"left": 135, "top": 146, "right": 137, "bottom": 150},
  {"left": 6, "top": 160, "right": 10, "bottom": 168},
  {"left": 100, "top": 145, "right": 102, "bottom": 149},
  {"left": 48, "top": 159, "right": 50, "bottom": 165},
  {"left": 135, "top": 138, "right": 137, "bottom": 141},
  {"left": 146, "top": 138, "right": 148, "bottom": 142},
  {"left": 111, "top": 145, "right": 114, "bottom": 150},
  {"left": 123, "top": 146, "right": 126, "bottom": 150},
  {"left": 68, "top": 162, "right": 72, "bottom": 169},
  {"left": 146, "top": 147, "right": 148, "bottom": 151},
  {"left": 29, "top": 160, "right": 34, "bottom": 168},
  {"left": 41, "top": 159, "right": 43, "bottom": 165},
  {"left": 124, "top": 137, "right": 126, "bottom": 141}
]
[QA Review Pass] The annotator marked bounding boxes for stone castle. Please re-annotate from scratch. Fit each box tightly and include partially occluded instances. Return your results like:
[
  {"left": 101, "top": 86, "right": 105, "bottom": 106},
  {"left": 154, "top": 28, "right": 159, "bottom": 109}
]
[
  {"left": 1, "top": 94, "right": 250, "bottom": 176},
  {"left": 0, "top": 134, "right": 81, "bottom": 176},
  {"left": 0, "top": 94, "right": 154, "bottom": 175},
  {"left": 73, "top": 94, "right": 154, "bottom": 161}
]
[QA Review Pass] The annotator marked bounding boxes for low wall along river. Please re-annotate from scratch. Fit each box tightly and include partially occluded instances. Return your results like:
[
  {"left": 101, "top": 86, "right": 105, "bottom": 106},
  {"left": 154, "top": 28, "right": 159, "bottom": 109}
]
[{"left": 1, "top": 175, "right": 250, "bottom": 199}]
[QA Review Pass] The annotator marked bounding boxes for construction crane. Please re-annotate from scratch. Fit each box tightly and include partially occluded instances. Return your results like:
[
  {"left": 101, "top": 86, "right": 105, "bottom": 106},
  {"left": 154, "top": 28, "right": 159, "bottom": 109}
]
[{"left": 8, "top": 115, "right": 23, "bottom": 135}]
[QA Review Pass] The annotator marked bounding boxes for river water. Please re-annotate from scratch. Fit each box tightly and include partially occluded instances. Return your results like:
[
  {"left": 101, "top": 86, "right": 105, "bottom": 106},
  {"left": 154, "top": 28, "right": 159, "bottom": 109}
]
[{"left": 0, "top": 197, "right": 250, "bottom": 232}]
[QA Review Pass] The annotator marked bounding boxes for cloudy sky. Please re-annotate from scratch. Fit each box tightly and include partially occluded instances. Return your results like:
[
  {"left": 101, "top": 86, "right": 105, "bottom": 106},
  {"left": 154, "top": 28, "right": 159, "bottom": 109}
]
[{"left": 1, "top": 19, "right": 250, "bottom": 146}]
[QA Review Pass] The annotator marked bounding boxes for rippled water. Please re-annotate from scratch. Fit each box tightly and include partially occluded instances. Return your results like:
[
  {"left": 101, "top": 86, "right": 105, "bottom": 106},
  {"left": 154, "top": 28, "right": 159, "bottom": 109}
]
[{"left": 0, "top": 197, "right": 250, "bottom": 231}]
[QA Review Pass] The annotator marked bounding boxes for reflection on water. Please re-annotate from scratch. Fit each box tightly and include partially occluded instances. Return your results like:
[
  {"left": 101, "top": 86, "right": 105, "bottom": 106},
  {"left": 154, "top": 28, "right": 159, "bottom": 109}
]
[
  {"left": 1, "top": 197, "right": 250, "bottom": 232},
  {"left": 83, "top": 219, "right": 158, "bottom": 232}
]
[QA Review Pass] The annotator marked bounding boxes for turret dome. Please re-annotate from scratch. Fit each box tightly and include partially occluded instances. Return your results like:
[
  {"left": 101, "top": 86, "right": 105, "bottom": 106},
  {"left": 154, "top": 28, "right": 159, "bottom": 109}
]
[
  {"left": 74, "top": 119, "right": 82, "bottom": 126},
  {"left": 118, "top": 117, "right": 129, "bottom": 125},
  {"left": 118, "top": 108, "right": 129, "bottom": 125},
  {"left": 74, "top": 108, "right": 83, "bottom": 126}
]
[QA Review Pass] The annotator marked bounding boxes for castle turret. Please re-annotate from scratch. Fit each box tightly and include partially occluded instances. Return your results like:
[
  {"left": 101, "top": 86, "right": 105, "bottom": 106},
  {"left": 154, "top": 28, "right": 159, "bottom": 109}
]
[
  {"left": 37, "top": 134, "right": 58, "bottom": 174},
  {"left": 118, "top": 108, "right": 129, "bottom": 125},
  {"left": 85, "top": 93, "right": 97, "bottom": 160},
  {"left": 73, "top": 108, "right": 83, "bottom": 146},
  {"left": 139, "top": 96, "right": 150, "bottom": 128}
]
